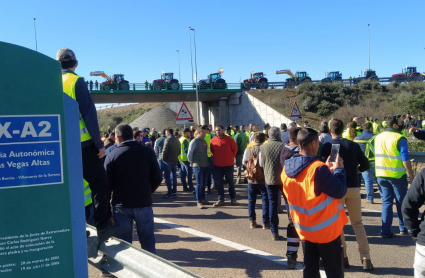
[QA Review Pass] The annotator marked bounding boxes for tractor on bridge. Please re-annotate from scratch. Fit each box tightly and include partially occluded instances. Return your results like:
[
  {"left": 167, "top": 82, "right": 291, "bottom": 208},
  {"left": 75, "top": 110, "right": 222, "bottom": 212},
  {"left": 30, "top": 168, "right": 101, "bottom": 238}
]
[
  {"left": 352, "top": 69, "right": 379, "bottom": 84},
  {"left": 198, "top": 71, "right": 227, "bottom": 89},
  {"left": 152, "top": 72, "right": 180, "bottom": 90},
  {"left": 90, "top": 71, "right": 130, "bottom": 90},
  {"left": 243, "top": 72, "right": 268, "bottom": 89},
  {"left": 276, "top": 69, "right": 311, "bottom": 88},
  {"left": 392, "top": 66, "right": 422, "bottom": 82},
  {"left": 321, "top": 71, "right": 343, "bottom": 83}
]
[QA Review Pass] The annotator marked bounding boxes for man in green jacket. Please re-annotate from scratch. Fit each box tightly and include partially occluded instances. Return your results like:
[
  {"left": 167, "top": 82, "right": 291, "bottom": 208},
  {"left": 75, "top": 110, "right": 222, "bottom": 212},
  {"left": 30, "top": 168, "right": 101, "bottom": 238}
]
[{"left": 234, "top": 125, "right": 247, "bottom": 184}]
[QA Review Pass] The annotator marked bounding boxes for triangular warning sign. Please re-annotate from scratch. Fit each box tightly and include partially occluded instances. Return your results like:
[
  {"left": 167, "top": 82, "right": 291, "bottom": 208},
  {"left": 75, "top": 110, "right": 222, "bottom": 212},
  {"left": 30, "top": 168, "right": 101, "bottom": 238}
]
[
  {"left": 176, "top": 102, "right": 194, "bottom": 120},
  {"left": 290, "top": 102, "right": 302, "bottom": 120}
]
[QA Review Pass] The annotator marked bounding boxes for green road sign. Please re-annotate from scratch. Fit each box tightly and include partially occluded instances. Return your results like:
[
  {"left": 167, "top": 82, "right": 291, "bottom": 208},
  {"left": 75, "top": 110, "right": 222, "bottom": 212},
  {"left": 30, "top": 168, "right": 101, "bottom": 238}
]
[{"left": 0, "top": 42, "right": 87, "bottom": 277}]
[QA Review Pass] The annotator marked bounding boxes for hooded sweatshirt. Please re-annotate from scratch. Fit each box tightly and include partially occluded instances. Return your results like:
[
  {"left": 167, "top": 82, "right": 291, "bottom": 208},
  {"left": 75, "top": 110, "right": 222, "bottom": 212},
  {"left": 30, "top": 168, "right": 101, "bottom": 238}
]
[
  {"left": 280, "top": 144, "right": 300, "bottom": 166},
  {"left": 283, "top": 154, "right": 347, "bottom": 199}
]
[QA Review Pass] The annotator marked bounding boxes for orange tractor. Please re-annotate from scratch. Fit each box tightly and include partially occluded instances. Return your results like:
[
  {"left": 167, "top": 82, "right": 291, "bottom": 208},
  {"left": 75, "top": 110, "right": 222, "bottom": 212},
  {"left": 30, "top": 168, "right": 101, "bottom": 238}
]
[{"left": 243, "top": 72, "right": 268, "bottom": 89}]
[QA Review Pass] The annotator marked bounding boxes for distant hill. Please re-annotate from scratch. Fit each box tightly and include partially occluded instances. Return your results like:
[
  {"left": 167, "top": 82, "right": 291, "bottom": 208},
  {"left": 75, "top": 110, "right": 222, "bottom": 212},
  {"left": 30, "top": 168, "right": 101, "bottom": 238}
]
[{"left": 97, "top": 102, "right": 163, "bottom": 132}]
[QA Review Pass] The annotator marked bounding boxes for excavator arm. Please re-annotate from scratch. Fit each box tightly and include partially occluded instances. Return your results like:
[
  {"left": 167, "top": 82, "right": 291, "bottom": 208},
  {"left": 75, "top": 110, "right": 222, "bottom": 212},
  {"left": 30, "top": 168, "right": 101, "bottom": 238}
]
[
  {"left": 276, "top": 69, "right": 297, "bottom": 81},
  {"left": 90, "top": 71, "right": 113, "bottom": 83}
]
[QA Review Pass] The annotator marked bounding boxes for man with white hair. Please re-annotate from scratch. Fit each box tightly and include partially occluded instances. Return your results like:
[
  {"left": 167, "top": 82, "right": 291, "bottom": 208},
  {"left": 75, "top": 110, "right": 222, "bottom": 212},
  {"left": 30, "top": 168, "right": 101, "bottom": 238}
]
[{"left": 259, "top": 127, "right": 285, "bottom": 240}]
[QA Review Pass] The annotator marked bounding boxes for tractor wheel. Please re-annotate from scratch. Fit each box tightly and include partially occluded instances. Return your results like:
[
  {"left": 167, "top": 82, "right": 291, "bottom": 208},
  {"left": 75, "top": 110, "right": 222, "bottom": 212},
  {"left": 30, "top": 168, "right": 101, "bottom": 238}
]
[
  {"left": 243, "top": 82, "right": 251, "bottom": 90},
  {"left": 119, "top": 82, "right": 129, "bottom": 90},
  {"left": 153, "top": 83, "right": 161, "bottom": 90},
  {"left": 303, "top": 77, "right": 312, "bottom": 83},
  {"left": 103, "top": 84, "right": 111, "bottom": 91},
  {"left": 170, "top": 82, "right": 179, "bottom": 90},
  {"left": 334, "top": 77, "right": 342, "bottom": 82},
  {"left": 259, "top": 80, "right": 268, "bottom": 89},
  {"left": 214, "top": 79, "right": 226, "bottom": 89}
]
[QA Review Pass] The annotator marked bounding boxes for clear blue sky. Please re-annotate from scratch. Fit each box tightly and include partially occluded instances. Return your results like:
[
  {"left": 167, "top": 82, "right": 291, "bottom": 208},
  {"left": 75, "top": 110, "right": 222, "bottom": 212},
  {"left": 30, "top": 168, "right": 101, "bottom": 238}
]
[{"left": 1, "top": 0, "right": 424, "bottom": 84}]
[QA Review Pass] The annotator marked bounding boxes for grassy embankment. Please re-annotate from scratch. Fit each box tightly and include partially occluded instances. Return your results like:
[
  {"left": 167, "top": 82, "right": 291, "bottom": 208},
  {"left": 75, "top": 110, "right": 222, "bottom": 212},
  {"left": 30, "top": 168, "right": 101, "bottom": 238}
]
[
  {"left": 249, "top": 80, "right": 425, "bottom": 155},
  {"left": 97, "top": 102, "right": 163, "bottom": 132}
]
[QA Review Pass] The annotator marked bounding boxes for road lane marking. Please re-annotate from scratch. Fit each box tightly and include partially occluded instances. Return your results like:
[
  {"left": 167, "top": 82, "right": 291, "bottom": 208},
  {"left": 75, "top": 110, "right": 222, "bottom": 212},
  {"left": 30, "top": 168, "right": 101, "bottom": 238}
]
[{"left": 155, "top": 217, "right": 327, "bottom": 277}]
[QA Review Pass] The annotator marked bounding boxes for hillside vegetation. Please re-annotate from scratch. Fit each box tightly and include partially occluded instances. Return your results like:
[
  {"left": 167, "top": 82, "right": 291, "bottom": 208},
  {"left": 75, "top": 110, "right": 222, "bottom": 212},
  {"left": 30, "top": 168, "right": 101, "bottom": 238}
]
[
  {"left": 249, "top": 80, "right": 425, "bottom": 128},
  {"left": 97, "top": 102, "right": 163, "bottom": 132}
]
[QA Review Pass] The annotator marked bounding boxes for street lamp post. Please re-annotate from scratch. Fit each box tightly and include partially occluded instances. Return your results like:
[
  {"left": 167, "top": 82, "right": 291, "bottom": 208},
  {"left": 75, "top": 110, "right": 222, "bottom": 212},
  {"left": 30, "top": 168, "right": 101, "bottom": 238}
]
[
  {"left": 368, "top": 24, "right": 370, "bottom": 69},
  {"left": 176, "top": 50, "right": 181, "bottom": 83},
  {"left": 189, "top": 27, "right": 200, "bottom": 125},
  {"left": 33, "top": 18, "right": 38, "bottom": 52}
]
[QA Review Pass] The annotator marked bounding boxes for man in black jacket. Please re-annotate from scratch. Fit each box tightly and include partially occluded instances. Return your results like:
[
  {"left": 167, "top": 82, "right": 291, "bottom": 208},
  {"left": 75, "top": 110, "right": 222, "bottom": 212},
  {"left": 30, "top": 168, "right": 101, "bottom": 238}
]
[
  {"left": 104, "top": 124, "right": 162, "bottom": 254},
  {"left": 402, "top": 168, "right": 425, "bottom": 277},
  {"left": 320, "top": 119, "right": 373, "bottom": 270}
]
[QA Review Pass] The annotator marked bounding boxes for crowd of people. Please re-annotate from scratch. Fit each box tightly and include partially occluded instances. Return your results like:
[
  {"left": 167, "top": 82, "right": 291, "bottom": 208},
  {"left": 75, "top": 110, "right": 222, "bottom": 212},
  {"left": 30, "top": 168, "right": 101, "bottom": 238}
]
[{"left": 57, "top": 47, "right": 425, "bottom": 278}]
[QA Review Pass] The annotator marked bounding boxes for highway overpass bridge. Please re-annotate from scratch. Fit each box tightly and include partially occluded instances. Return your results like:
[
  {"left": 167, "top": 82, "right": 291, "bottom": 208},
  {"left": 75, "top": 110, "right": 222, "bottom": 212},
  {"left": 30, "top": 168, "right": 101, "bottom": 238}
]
[{"left": 90, "top": 83, "right": 244, "bottom": 126}]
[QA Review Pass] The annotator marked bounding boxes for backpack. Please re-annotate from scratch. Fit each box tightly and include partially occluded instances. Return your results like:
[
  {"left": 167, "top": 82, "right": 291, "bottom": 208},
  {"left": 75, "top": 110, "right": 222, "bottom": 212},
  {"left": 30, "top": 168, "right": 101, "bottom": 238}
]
[{"left": 244, "top": 147, "right": 264, "bottom": 182}]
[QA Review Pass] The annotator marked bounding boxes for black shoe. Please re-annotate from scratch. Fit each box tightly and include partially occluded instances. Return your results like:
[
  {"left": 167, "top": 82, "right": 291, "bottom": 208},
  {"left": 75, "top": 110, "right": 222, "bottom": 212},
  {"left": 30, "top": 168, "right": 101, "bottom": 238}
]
[
  {"left": 211, "top": 186, "right": 217, "bottom": 191},
  {"left": 188, "top": 187, "right": 195, "bottom": 191},
  {"left": 163, "top": 194, "right": 172, "bottom": 199},
  {"left": 381, "top": 232, "right": 393, "bottom": 238},
  {"left": 171, "top": 193, "right": 177, "bottom": 198},
  {"left": 183, "top": 188, "right": 191, "bottom": 192},
  {"left": 97, "top": 224, "right": 130, "bottom": 242}
]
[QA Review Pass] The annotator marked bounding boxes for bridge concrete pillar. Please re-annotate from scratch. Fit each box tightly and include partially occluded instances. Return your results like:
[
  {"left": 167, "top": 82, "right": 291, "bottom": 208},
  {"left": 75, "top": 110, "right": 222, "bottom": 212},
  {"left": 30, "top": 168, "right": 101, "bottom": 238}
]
[
  {"left": 201, "top": 102, "right": 209, "bottom": 125},
  {"left": 218, "top": 97, "right": 228, "bottom": 126}
]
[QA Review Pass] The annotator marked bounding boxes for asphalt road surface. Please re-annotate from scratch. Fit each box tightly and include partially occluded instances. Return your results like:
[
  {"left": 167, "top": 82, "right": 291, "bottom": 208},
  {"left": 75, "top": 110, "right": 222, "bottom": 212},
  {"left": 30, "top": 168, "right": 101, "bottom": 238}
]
[{"left": 89, "top": 179, "right": 417, "bottom": 278}]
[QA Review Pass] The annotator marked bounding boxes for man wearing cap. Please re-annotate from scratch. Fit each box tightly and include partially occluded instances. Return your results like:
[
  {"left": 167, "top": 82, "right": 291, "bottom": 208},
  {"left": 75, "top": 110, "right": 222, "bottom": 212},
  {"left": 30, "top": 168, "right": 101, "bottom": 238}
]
[{"left": 56, "top": 48, "right": 125, "bottom": 241}]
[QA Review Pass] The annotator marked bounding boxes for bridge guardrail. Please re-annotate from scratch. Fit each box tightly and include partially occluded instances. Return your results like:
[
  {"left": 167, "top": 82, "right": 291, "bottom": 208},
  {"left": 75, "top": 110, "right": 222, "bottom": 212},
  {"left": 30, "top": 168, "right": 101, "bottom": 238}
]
[{"left": 86, "top": 224, "right": 202, "bottom": 278}]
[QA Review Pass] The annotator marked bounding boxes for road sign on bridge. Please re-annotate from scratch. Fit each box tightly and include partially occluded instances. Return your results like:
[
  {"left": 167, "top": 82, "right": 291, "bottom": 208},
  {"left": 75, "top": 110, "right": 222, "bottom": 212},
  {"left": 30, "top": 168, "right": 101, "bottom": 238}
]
[{"left": 176, "top": 102, "right": 194, "bottom": 125}]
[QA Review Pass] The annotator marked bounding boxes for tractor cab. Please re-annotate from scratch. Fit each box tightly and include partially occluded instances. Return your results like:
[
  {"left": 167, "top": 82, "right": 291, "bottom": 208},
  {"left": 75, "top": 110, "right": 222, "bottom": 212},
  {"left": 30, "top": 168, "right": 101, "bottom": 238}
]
[
  {"left": 209, "top": 73, "right": 221, "bottom": 82},
  {"left": 252, "top": 72, "right": 264, "bottom": 79},
  {"left": 405, "top": 67, "right": 417, "bottom": 77},
  {"left": 329, "top": 71, "right": 341, "bottom": 79},
  {"left": 364, "top": 69, "right": 376, "bottom": 78},
  {"left": 112, "top": 74, "right": 125, "bottom": 83},
  {"left": 296, "top": 71, "right": 308, "bottom": 79},
  {"left": 162, "top": 72, "right": 174, "bottom": 81}
]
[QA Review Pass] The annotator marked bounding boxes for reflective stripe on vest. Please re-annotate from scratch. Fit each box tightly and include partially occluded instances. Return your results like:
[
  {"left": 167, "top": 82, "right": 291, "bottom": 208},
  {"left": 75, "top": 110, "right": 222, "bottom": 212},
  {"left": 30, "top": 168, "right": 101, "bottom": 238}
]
[
  {"left": 374, "top": 131, "right": 406, "bottom": 178},
  {"left": 62, "top": 72, "right": 92, "bottom": 143},
  {"left": 281, "top": 160, "right": 348, "bottom": 243},
  {"left": 179, "top": 137, "right": 189, "bottom": 161},
  {"left": 83, "top": 179, "right": 92, "bottom": 207},
  {"left": 205, "top": 133, "right": 212, "bottom": 157}
]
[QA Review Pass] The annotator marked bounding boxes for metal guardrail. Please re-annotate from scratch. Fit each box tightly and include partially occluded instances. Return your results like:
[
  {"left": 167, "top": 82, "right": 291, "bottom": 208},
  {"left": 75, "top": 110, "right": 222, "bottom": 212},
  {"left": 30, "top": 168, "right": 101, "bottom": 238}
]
[
  {"left": 409, "top": 152, "right": 425, "bottom": 163},
  {"left": 86, "top": 224, "right": 202, "bottom": 278}
]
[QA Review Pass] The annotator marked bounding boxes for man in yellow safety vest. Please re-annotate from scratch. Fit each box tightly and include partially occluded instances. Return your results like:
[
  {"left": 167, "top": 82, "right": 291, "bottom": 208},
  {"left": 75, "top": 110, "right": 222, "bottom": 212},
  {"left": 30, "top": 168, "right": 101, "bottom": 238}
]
[
  {"left": 57, "top": 48, "right": 126, "bottom": 242},
  {"left": 375, "top": 115, "right": 414, "bottom": 238}
]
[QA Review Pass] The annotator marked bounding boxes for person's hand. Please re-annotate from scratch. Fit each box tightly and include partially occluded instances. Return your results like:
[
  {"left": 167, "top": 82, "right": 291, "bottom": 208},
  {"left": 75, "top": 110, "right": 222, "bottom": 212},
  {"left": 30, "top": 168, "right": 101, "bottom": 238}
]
[
  {"left": 409, "top": 175, "right": 414, "bottom": 185},
  {"left": 98, "top": 147, "right": 105, "bottom": 159},
  {"left": 326, "top": 154, "right": 344, "bottom": 171},
  {"left": 410, "top": 126, "right": 419, "bottom": 134}
]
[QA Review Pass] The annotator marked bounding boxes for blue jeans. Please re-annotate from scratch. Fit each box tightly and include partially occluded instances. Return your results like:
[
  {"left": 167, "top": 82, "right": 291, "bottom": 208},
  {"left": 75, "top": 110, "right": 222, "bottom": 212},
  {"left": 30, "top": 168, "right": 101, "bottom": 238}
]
[
  {"left": 248, "top": 183, "right": 269, "bottom": 224},
  {"left": 362, "top": 166, "right": 375, "bottom": 202},
  {"left": 266, "top": 184, "right": 280, "bottom": 235},
  {"left": 158, "top": 159, "right": 166, "bottom": 182},
  {"left": 377, "top": 175, "right": 408, "bottom": 235},
  {"left": 212, "top": 165, "right": 236, "bottom": 201},
  {"left": 113, "top": 206, "right": 156, "bottom": 254},
  {"left": 207, "top": 156, "right": 215, "bottom": 188},
  {"left": 179, "top": 161, "right": 193, "bottom": 189},
  {"left": 193, "top": 167, "right": 208, "bottom": 203},
  {"left": 163, "top": 161, "right": 177, "bottom": 195}
]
